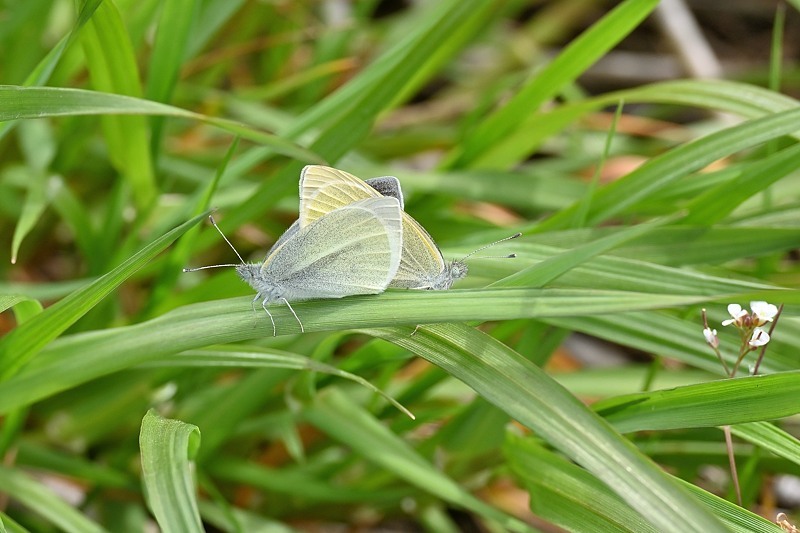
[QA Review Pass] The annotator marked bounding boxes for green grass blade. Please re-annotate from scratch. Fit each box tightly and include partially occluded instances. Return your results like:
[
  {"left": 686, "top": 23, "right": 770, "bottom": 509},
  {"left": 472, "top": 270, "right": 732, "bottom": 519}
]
[
  {"left": 139, "top": 410, "right": 203, "bottom": 533},
  {"left": 303, "top": 387, "right": 535, "bottom": 533},
  {"left": 146, "top": 346, "right": 413, "bottom": 419},
  {"left": 0, "top": 211, "right": 209, "bottom": 381},
  {"left": 593, "top": 371, "right": 800, "bottom": 433},
  {"left": 362, "top": 324, "right": 728, "bottom": 532},
  {"left": 1, "top": 285, "right": 795, "bottom": 414},
  {"left": 444, "top": 0, "right": 659, "bottom": 169},
  {"left": 494, "top": 214, "right": 679, "bottom": 288},
  {"left": 536, "top": 107, "right": 800, "bottom": 231},
  {"left": 506, "top": 433, "right": 660, "bottom": 533},
  {"left": 0, "top": 85, "right": 323, "bottom": 163},
  {"left": 10, "top": 174, "right": 47, "bottom": 266},
  {"left": 682, "top": 142, "right": 800, "bottom": 224},
  {"left": 730, "top": 422, "right": 800, "bottom": 468},
  {"left": 0, "top": 0, "right": 102, "bottom": 142},
  {"left": 80, "top": 0, "right": 156, "bottom": 207},
  {"left": 0, "top": 466, "right": 107, "bottom": 533},
  {"left": 483, "top": 79, "right": 800, "bottom": 166},
  {"left": 145, "top": 0, "right": 199, "bottom": 157}
]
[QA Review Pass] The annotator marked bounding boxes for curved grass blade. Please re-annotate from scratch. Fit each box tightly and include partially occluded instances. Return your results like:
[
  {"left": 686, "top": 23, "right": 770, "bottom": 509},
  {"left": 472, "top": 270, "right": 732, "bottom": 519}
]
[
  {"left": 362, "top": 324, "right": 728, "bottom": 532},
  {"left": 0, "top": 211, "right": 209, "bottom": 381},
  {"left": 145, "top": 346, "right": 413, "bottom": 419},
  {"left": 0, "top": 85, "right": 323, "bottom": 164},
  {"left": 139, "top": 410, "right": 203, "bottom": 533}
]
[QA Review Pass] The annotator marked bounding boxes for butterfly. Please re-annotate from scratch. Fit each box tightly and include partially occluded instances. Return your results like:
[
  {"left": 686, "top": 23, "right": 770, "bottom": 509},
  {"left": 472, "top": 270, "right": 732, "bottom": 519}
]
[
  {"left": 184, "top": 195, "right": 403, "bottom": 335},
  {"left": 298, "top": 165, "right": 519, "bottom": 290}
]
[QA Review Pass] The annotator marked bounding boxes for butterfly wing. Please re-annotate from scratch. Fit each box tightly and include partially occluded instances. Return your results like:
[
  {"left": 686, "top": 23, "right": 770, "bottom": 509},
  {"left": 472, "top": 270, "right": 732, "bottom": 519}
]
[
  {"left": 299, "top": 165, "right": 446, "bottom": 289},
  {"left": 299, "top": 165, "right": 381, "bottom": 227},
  {"left": 262, "top": 197, "right": 403, "bottom": 300}
]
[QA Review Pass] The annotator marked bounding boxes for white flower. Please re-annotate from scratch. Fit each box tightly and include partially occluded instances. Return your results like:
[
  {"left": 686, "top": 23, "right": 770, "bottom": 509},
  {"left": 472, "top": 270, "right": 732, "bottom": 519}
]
[
  {"left": 703, "top": 327, "right": 719, "bottom": 348},
  {"left": 748, "top": 327, "right": 770, "bottom": 348},
  {"left": 751, "top": 301, "right": 778, "bottom": 326},
  {"left": 722, "top": 303, "right": 748, "bottom": 327}
]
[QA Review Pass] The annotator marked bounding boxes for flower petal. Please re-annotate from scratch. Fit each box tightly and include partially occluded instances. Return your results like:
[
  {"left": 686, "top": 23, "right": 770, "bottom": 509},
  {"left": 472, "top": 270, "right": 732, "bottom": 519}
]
[{"left": 748, "top": 327, "right": 770, "bottom": 347}]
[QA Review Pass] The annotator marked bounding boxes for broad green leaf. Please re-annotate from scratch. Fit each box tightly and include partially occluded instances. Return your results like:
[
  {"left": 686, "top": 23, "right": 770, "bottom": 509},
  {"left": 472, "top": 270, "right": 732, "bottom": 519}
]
[
  {"left": 139, "top": 410, "right": 203, "bottom": 533},
  {"left": 0, "top": 211, "right": 209, "bottom": 381},
  {"left": 363, "top": 324, "right": 728, "bottom": 532}
]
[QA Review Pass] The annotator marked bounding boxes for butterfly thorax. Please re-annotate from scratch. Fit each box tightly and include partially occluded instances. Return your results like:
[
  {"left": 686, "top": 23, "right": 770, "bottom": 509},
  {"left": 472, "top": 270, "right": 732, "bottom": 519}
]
[
  {"left": 236, "top": 263, "right": 283, "bottom": 303},
  {"left": 430, "top": 260, "right": 468, "bottom": 290}
]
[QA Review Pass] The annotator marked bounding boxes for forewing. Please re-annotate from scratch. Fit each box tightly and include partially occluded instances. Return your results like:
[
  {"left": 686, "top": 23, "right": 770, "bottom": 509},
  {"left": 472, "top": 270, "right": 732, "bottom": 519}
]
[
  {"left": 299, "top": 165, "right": 380, "bottom": 227},
  {"left": 264, "top": 197, "right": 403, "bottom": 299}
]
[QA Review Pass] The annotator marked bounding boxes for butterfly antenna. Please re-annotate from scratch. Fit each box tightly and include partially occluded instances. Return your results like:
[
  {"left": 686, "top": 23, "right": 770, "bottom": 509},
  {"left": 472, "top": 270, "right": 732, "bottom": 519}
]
[
  {"left": 208, "top": 215, "right": 247, "bottom": 264},
  {"left": 182, "top": 215, "right": 248, "bottom": 272},
  {"left": 460, "top": 232, "right": 521, "bottom": 262},
  {"left": 281, "top": 297, "right": 304, "bottom": 333}
]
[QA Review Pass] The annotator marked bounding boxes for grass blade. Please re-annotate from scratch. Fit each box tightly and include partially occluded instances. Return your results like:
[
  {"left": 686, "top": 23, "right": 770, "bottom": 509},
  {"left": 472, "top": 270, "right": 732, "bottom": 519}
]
[{"left": 139, "top": 410, "right": 203, "bottom": 533}]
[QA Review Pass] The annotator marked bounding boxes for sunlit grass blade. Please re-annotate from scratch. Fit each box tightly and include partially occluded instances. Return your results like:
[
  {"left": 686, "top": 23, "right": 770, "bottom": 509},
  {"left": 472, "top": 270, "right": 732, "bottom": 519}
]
[
  {"left": 592, "top": 371, "right": 800, "bottom": 433},
  {"left": 0, "top": 466, "right": 106, "bottom": 533},
  {"left": 0, "top": 211, "right": 209, "bottom": 381},
  {"left": 303, "top": 387, "right": 534, "bottom": 533},
  {"left": 139, "top": 410, "right": 203, "bottom": 533},
  {"left": 363, "top": 324, "right": 728, "bottom": 532}
]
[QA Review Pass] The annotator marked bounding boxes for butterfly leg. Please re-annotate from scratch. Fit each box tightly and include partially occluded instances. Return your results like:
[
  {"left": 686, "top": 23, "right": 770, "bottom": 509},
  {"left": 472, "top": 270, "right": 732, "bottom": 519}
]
[
  {"left": 281, "top": 297, "right": 304, "bottom": 333},
  {"left": 250, "top": 294, "right": 260, "bottom": 328},
  {"left": 260, "top": 298, "right": 277, "bottom": 336}
]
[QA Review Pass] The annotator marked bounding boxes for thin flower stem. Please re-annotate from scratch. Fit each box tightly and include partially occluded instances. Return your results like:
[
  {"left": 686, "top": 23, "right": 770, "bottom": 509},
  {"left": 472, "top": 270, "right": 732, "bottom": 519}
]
[
  {"left": 752, "top": 303, "right": 783, "bottom": 375},
  {"left": 723, "top": 425, "right": 742, "bottom": 506}
]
